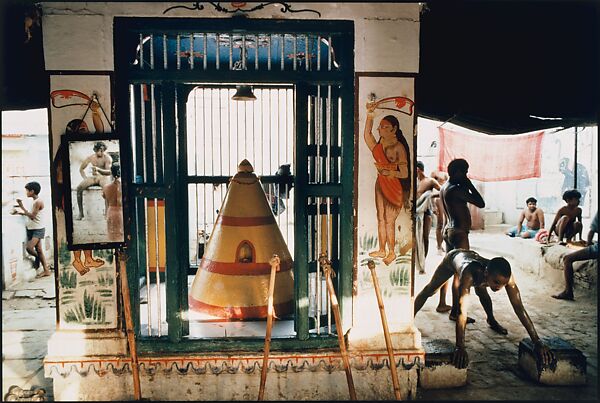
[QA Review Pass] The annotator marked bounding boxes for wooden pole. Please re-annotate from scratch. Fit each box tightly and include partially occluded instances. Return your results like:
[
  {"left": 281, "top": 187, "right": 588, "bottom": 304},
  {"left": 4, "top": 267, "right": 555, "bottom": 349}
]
[
  {"left": 319, "top": 255, "right": 357, "bottom": 401},
  {"left": 258, "top": 255, "right": 279, "bottom": 401},
  {"left": 367, "top": 260, "right": 403, "bottom": 400},
  {"left": 118, "top": 250, "right": 142, "bottom": 401}
]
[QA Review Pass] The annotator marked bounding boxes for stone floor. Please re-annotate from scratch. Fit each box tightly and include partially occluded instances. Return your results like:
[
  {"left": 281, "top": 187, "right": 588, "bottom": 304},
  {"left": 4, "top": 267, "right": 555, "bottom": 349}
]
[
  {"left": 415, "top": 227, "right": 598, "bottom": 400},
  {"left": 2, "top": 272, "right": 55, "bottom": 400},
  {"left": 1, "top": 227, "right": 597, "bottom": 401}
]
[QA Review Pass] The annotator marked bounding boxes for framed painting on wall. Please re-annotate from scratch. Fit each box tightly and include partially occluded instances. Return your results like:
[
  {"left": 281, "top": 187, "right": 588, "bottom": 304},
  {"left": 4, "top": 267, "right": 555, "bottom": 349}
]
[{"left": 63, "top": 132, "right": 124, "bottom": 249}]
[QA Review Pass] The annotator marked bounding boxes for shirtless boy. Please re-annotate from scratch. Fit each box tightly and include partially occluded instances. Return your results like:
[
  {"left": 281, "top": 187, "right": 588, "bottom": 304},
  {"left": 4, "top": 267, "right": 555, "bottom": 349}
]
[
  {"left": 547, "top": 189, "right": 583, "bottom": 245},
  {"left": 415, "top": 161, "right": 441, "bottom": 273},
  {"left": 414, "top": 249, "right": 555, "bottom": 369},
  {"left": 76, "top": 141, "right": 113, "bottom": 220},
  {"left": 431, "top": 170, "right": 448, "bottom": 254},
  {"left": 506, "top": 197, "right": 545, "bottom": 238},
  {"left": 102, "top": 164, "right": 123, "bottom": 242}
]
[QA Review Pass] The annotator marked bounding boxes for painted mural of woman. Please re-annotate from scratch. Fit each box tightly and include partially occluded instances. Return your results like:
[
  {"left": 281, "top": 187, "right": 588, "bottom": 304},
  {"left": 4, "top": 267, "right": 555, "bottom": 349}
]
[{"left": 363, "top": 102, "right": 411, "bottom": 265}]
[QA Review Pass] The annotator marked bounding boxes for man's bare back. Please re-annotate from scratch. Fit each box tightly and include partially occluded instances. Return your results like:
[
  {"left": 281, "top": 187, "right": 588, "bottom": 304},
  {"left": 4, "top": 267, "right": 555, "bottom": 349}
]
[
  {"left": 440, "top": 182, "right": 474, "bottom": 232},
  {"left": 416, "top": 176, "right": 440, "bottom": 199}
]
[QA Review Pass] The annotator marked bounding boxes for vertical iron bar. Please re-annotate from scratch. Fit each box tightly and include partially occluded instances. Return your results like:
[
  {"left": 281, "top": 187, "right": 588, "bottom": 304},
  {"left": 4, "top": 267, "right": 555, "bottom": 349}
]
[
  {"left": 176, "top": 35, "right": 181, "bottom": 70},
  {"left": 163, "top": 34, "right": 167, "bottom": 70},
  {"left": 267, "top": 35, "right": 272, "bottom": 71},
  {"left": 190, "top": 33, "right": 194, "bottom": 69},
  {"left": 203, "top": 33, "right": 208, "bottom": 70},
  {"left": 255, "top": 34, "right": 259, "bottom": 70},
  {"left": 317, "top": 35, "right": 321, "bottom": 71},
  {"left": 139, "top": 33, "right": 144, "bottom": 70},
  {"left": 149, "top": 34, "right": 154, "bottom": 70},
  {"left": 316, "top": 197, "right": 321, "bottom": 334},
  {"left": 574, "top": 127, "right": 578, "bottom": 189},
  {"left": 293, "top": 34, "right": 297, "bottom": 71},
  {"left": 144, "top": 200, "right": 152, "bottom": 336},
  {"left": 140, "top": 85, "right": 147, "bottom": 181},
  {"left": 327, "top": 196, "right": 332, "bottom": 334},
  {"left": 216, "top": 33, "right": 220, "bottom": 70},
  {"left": 305, "top": 34, "right": 309, "bottom": 71},
  {"left": 328, "top": 36, "right": 332, "bottom": 71},
  {"left": 316, "top": 86, "right": 321, "bottom": 184},
  {"left": 151, "top": 84, "right": 157, "bottom": 183},
  {"left": 242, "top": 35, "right": 246, "bottom": 70},
  {"left": 229, "top": 35, "right": 233, "bottom": 70},
  {"left": 327, "top": 85, "right": 332, "bottom": 183},
  {"left": 280, "top": 34, "right": 285, "bottom": 71},
  {"left": 154, "top": 198, "right": 162, "bottom": 337}
]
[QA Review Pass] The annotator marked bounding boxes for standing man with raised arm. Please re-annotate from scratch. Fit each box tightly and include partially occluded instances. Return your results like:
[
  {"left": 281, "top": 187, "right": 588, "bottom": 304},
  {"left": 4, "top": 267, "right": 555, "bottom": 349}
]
[{"left": 436, "top": 159, "right": 487, "bottom": 321}]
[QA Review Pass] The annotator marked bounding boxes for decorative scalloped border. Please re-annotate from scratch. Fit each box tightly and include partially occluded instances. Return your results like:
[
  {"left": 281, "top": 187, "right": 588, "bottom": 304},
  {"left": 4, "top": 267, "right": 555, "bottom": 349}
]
[{"left": 45, "top": 351, "right": 424, "bottom": 378}]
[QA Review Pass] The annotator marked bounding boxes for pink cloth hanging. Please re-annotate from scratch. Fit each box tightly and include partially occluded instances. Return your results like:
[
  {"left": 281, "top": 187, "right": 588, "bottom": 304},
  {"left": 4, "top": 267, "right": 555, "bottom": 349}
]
[{"left": 438, "top": 128, "right": 544, "bottom": 182}]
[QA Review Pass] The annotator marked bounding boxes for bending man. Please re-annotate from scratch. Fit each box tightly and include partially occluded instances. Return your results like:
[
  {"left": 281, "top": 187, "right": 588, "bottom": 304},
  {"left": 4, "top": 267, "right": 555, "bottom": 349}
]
[{"left": 414, "top": 249, "right": 555, "bottom": 368}]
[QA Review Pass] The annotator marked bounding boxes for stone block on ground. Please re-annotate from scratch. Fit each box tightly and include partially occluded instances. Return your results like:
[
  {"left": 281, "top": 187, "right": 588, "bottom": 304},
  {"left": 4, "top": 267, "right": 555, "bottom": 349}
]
[
  {"left": 518, "top": 337, "right": 586, "bottom": 385},
  {"left": 419, "top": 339, "right": 467, "bottom": 389}
]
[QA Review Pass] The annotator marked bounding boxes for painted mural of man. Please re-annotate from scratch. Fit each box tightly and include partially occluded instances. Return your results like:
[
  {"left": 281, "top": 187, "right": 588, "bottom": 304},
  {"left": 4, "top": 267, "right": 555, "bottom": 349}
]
[{"left": 363, "top": 103, "right": 411, "bottom": 266}]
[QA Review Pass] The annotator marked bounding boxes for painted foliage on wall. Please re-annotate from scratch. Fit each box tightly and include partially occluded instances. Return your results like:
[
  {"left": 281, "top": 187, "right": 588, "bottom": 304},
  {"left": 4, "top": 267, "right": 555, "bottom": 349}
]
[
  {"left": 50, "top": 74, "right": 118, "bottom": 329},
  {"left": 356, "top": 75, "right": 415, "bottom": 325}
]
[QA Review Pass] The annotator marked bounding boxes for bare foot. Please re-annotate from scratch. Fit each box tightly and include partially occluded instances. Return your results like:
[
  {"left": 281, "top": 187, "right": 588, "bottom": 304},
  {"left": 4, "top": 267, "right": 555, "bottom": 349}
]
[
  {"left": 487, "top": 319, "right": 508, "bottom": 335},
  {"left": 84, "top": 258, "right": 105, "bottom": 268},
  {"left": 436, "top": 304, "right": 451, "bottom": 313},
  {"left": 449, "top": 314, "right": 476, "bottom": 324},
  {"left": 436, "top": 248, "right": 444, "bottom": 256},
  {"left": 76, "top": 214, "right": 84, "bottom": 220},
  {"left": 419, "top": 269, "right": 426, "bottom": 274},
  {"left": 383, "top": 252, "right": 396, "bottom": 265},
  {"left": 72, "top": 259, "right": 90, "bottom": 275},
  {"left": 369, "top": 250, "right": 386, "bottom": 258},
  {"left": 552, "top": 291, "right": 574, "bottom": 301},
  {"left": 36, "top": 271, "right": 52, "bottom": 278}
]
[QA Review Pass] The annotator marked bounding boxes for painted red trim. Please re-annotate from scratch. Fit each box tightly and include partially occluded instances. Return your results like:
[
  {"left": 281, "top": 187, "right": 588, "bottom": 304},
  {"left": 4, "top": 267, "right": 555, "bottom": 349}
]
[
  {"left": 147, "top": 199, "right": 165, "bottom": 207},
  {"left": 216, "top": 215, "right": 276, "bottom": 226},
  {"left": 188, "top": 298, "right": 294, "bottom": 319},
  {"left": 200, "top": 258, "right": 292, "bottom": 275}
]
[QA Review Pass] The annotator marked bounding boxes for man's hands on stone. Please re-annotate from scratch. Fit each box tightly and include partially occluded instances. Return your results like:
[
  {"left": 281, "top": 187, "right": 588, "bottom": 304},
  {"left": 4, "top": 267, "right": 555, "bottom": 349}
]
[
  {"left": 452, "top": 346, "right": 469, "bottom": 369},
  {"left": 534, "top": 340, "right": 556, "bottom": 367}
]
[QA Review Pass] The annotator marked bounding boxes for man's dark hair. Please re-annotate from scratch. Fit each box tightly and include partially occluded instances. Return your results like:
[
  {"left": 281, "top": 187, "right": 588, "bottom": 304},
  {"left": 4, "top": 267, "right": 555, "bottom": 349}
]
[
  {"left": 111, "top": 163, "right": 121, "bottom": 178},
  {"left": 526, "top": 197, "right": 537, "bottom": 204},
  {"left": 562, "top": 189, "right": 581, "bottom": 202},
  {"left": 488, "top": 257, "right": 511, "bottom": 278},
  {"left": 93, "top": 142, "right": 107, "bottom": 152},
  {"left": 25, "top": 181, "right": 41, "bottom": 195},
  {"left": 416, "top": 160, "right": 425, "bottom": 171},
  {"left": 447, "top": 158, "right": 469, "bottom": 177}
]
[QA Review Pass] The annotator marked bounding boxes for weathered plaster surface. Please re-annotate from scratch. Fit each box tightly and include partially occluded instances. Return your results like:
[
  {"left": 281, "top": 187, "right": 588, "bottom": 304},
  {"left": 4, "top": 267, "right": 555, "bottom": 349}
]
[
  {"left": 41, "top": 2, "right": 420, "bottom": 72},
  {"left": 45, "top": 351, "right": 422, "bottom": 400}
]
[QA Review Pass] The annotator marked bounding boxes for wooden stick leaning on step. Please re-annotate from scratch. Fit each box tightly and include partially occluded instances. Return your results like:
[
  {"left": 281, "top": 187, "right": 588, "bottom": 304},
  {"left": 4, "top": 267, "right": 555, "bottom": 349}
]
[
  {"left": 367, "top": 260, "right": 403, "bottom": 400},
  {"left": 318, "top": 254, "right": 357, "bottom": 400},
  {"left": 258, "top": 254, "right": 280, "bottom": 401},
  {"left": 118, "top": 250, "right": 142, "bottom": 400}
]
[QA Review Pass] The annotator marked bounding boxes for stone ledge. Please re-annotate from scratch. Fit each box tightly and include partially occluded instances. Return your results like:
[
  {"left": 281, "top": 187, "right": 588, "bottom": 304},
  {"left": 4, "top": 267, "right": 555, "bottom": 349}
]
[
  {"left": 419, "top": 339, "right": 467, "bottom": 389},
  {"left": 518, "top": 337, "right": 586, "bottom": 386}
]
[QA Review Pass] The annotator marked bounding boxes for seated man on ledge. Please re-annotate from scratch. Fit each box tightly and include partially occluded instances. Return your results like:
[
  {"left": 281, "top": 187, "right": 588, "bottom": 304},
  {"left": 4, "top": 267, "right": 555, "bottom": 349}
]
[
  {"left": 414, "top": 249, "right": 555, "bottom": 369},
  {"left": 506, "top": 197, "right": 545, "bottom": 238},
  {"left": 552, "top": 211, "right": 599, "bottom": 301}
]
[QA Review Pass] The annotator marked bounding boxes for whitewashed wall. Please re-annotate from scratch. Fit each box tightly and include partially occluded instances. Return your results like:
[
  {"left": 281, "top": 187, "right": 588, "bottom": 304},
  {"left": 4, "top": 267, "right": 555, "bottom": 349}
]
[{"left": 41, "top": 2, "right": 420, "bottom": 73}]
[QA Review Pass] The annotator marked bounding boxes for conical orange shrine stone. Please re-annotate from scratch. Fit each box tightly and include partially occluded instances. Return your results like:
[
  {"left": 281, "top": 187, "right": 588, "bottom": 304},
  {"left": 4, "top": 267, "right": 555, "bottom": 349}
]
[{"left": 189, "top": 160, "right": 294, "bottom": 319}]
